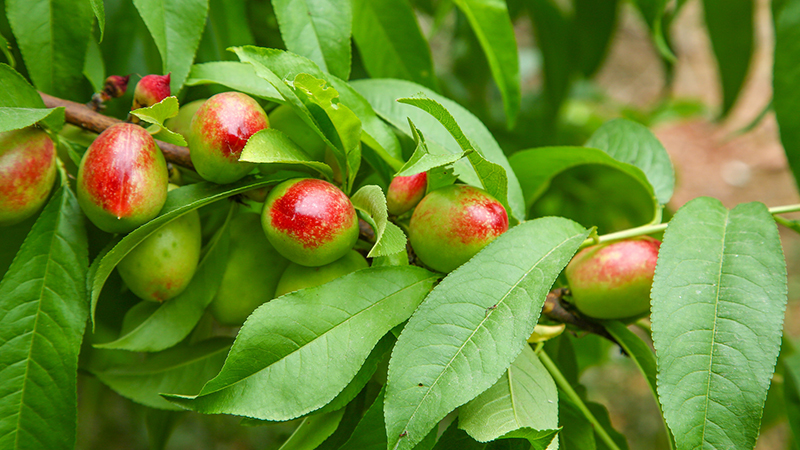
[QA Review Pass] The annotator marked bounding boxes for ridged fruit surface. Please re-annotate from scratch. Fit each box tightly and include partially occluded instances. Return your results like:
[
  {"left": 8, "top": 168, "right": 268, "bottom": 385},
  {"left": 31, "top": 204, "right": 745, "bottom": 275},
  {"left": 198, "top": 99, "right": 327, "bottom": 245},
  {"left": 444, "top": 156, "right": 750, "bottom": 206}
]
[
  {"left": 565, "top": 237, "right": 661, "bottom": 319},
  {"left": 262, "top": 178, "right": 359, "bottom": 267},
  {"left": 208, "top": 213, "right": 290, "bottom": 326},
  {"left": 409, "top": 184, "right": 508, "bottom": 273},
  {"left": 387, "top": 172, "right": 427, "bottom": 216},
  {"left": 0, "top": 127, "right": 56, "bottom": 226},
  {"left": 275, "top": 250, "right": 368, "bottom": 297},
  {"left": 77, "top": 123, "right": 168, "bottom": 234},
  {"left": 188, "top": 92, "right": 268, "bottom": 184}
]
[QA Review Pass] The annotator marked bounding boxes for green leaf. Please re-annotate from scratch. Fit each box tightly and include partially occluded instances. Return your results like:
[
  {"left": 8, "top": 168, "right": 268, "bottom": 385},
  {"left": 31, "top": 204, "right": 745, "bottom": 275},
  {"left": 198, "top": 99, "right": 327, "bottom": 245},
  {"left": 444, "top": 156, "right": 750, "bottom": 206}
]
[
  {"left": 232, "top": 46, "right": 403, "bottom": 170},
  {"left": 773, "top": 0, "right": 800, "bottom": 191},
  {"left": 396, "top": 120, "right": 469, "bottom": 178},
  {"left": 574, "top": 0, "right": 619, "bottom": 77},
  {"left": 586, "top": 402, "right": 629, "bottom": 450},
  {"left": 585, "top": 118, "right": 674, "bottom": 206},
  {"left": 459, "top": 344, "right": 559, "bottom": 445},
  {"left": 559, "top": 393, "right": 596, "bottom": 449},
  {"left": 89, "top": 338, "right": 233, "bottom": 410},
  {"left": 6, "top": 0, "right": 94, "bottom": 99},
  {"left": 0, "top": 107, "right": 65, "bottom": 133},
  {"left": 0, "top": 32, "right": 16, "bottom": 68},
  {"left": 89, "top": 0, "right": 105, "bottom": 41},
  {"left": 385, "top": 217, "right": 589, "bottom": 450},
  {"left": 93, "top": 206, "right": 233, "bottom": 352},
  {"left": 351, "top": 0, "right": 437, "bottom": 90},
  {"left": 651, "top": 198, "right": 787, "bottom": 450},
  {"left": 0, "top": 185, "right": 88, "bottom": 450},
  {"left": 163, "top": 267, "right": 437, "bottom": 420},
  {"left": 702, "top": 0, "right": 753, "bottom": 116},
  {"left": 132, "top": 0, "right": 209, "bottom": 92},
  {"left": 527, "top": 0, "right": 573, "bottom": 118},
  {"left": 272, "top": 0, "right": 352, "bottom": 80},
  {"left": 279, "top": 408, "right": 346, "bottom": 450},
  {"left": 603, "top": 321, "right": 675, "bottom": 450},
  {"left": 398, "top": 95, "right": 517, "bottom": 224},
  {"left": 186, "top": 62, "right": 283, "bottom": 102},
  {"left": 83, "top": 38, "right": 105, "bottom": 93},
  {"left": 433, "top": 420, "right": 534, "bottom": 450},
  {"left": 785, "top": 353, "right": 800, "bottom": 446},
  {"left": 508, "top": 146, "right": 658, "bottom": 213},
  {"left": 452, "top": 0, "right": 520, "bottom": 127},
  {"left": 145, "top": 409, "right": 183, "bottom": 450},
  {"left": 0, "top": 64, "right": 46, "bottom": 108},
  {"left": 240, "top": 128, "right": 334, "bottom": 179},
  {"left": 632, "top": 0, "right": 675, "bottom": 62},
  {"left": 88, "top": 173, "right": 298, "bottom": 325},
  {"left": 351, "top": 78, "right": 525, "bottom": 221},
  {"left": 131, "top": 96, "right": 187, "bottom": 146},
  {"left": 350, "top": 185, "right": 407, "bottom": 258}
]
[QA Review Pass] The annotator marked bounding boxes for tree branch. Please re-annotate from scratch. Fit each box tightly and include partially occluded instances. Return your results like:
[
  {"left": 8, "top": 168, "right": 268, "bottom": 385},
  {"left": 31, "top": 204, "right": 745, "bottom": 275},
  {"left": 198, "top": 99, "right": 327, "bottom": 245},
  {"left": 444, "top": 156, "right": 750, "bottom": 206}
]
[{"left": 40, "top": 92, "right": 194, "bottom": 170}]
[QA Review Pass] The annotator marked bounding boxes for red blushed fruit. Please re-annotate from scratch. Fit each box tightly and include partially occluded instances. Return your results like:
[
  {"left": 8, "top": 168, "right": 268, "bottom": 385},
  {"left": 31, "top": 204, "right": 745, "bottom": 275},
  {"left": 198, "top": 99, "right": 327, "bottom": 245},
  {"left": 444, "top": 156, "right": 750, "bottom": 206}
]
[
  {"left": 0, "top": 127, "right": 56, "bottom": 226},
  {"left": 77, "top": 123, "right": 168, "bottom": 234},
  {"left": 409, "top": 184, "right": 508, "bottom": 273},
  {"left": 565, "top": 237, "right": 661, "bottom": 320},
  {"left": 189, "top": 92, "right": 269, "bottom": 184},
  {"left": 387, "top": 172, "right": 427, "bottom": 216},
  {"left": 262, "top": 178, "right": 359, "bottom": 267},
  {"left": 132, "top": 73, "right": 171, "bottom": 110}
]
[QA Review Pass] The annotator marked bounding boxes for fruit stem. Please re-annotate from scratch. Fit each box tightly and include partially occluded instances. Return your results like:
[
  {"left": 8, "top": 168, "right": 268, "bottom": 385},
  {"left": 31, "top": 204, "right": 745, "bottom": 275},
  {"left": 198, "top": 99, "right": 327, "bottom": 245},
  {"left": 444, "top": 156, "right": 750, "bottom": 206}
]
[{"left": 537, "top": 350, "right": 623, "bottom": 450}]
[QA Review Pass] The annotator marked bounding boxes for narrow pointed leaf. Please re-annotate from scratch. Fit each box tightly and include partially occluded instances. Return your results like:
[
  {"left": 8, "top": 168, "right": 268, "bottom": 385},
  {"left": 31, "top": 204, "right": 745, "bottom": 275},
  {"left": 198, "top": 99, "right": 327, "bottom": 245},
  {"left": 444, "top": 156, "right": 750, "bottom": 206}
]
[
  {"left": 6, "top": 0, "right": 93, "bottom": 99},
  {"left": 0, "top": 107, "right": 65, "bottom": 134},
  {"left": 396, "top": 121, "right": 468, "bottom": 178},
  {"left": 527, "top": 0, "right": 573, "bottom": 119},
  {"left": 89, "top": 0, "right": 105, "bottom": 41},
  {"left": 574, "top": 0, "right": 619, "bottom": 77},
  {"left": 651, "top": 197, "right": 787, "bottom": 450},
  {"left": 240, "top": 128, "right": 334, "bottom": 179},
  {"left": 83, "top": 38, "right": 105, "bottom": 93},
  {"left": 279, "top": 408, "right": 346, "bottom": 450},
  {"left": 89, "top": 338, "right": 233, "bottom": 410},
  {"left": 133, "top": 0, "right": 208, "bottom": 92},
  {"left": 273, "top": 0, "right": 352, "bottom": 79},
  {"left": 163, "top": 267, "right": 437, "bottom": 421},
  {"left": 385, "top": 217, "right": 589, "bottom": 450},
  {"left": 186, "top": 62, "right": 283, "bottom": 102},
  {"left": 0, "top": 185, "right": 88, "bottom": 450},
  {"left": 0, "top": 64, "right": 49, "bottom": 108},
  {"left": 773, "top": 0, "right": 800, "bottom": 190},
  {"left": 350, "top": 185, "right": 407, "bottom": 258}
]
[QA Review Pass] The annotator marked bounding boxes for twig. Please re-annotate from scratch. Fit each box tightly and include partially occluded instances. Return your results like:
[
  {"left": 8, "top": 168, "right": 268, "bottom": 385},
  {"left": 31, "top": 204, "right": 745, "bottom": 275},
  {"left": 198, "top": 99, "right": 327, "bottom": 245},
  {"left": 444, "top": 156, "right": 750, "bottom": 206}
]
[{"left": 542, "top": 287, "right": 620, "bottom": 346}]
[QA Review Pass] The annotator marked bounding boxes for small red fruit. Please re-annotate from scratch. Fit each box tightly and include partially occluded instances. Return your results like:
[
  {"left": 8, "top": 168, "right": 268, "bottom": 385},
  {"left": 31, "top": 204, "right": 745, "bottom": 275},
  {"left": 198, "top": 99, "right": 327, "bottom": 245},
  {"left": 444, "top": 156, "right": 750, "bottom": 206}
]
[
  {"left": 565, "top": 237, "right": 661, "bottom": 320},
  {"left": 409, "top": 185, "right": 508, "bottom": 273},
  {"left": 262, "top": 178, "right": 359, "bottom": 267},
  {"left": 189, "top": 92, "right": 269, "bottom": 184},
  {"left": 132, "top": 73, "right": 171, "bottom": 110},
  {"left": 387, "top": 172, "right": 427, "bottom": 216},
  {"left": 77, "top": 123, "right": 168, "bottom": 234},
  {"left": 0, "top": 127, "right": 57, "bottom": 226}
]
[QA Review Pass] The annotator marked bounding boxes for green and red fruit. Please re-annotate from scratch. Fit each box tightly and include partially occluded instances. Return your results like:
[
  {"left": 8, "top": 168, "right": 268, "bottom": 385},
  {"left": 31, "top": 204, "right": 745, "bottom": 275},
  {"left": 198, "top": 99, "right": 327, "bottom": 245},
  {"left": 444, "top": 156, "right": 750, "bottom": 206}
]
[
  {"left": 409, "top": 184, "right": 508, "bottom": 273},
  {"left": 268, "top": 104, "right": 326, "bottom": 161},
  {"left": 165, "top": 99, "right": 205, "bottom": 141},
  {"left": 387, "top": 172, "right": 427, "bottom": 216},
  {"left": 564, "top": 237, "right": 661, "bottom": 320},
  {"left": 275, "top": 250, "right": 368, "bottom": 297},
  {"left": 132, "top": 73, "right": 171, "bottom": 110},
  {"left": 208, "top": 213, "right": 290, "bottom": 326},
  {"left": 189, "top": 92, "right": 268, "bottom": 184},
  {"left": 0, "top": 127, "right": 57, "bottom": 226},
  {"left": 117, "top": 197, "right": 202, "bottom": 303},
  {"left": 262, "top": 178, "right": 359, "bottom": 267},
  {"left": 77, "top": 123, "right": 168, "bottom": 234}
]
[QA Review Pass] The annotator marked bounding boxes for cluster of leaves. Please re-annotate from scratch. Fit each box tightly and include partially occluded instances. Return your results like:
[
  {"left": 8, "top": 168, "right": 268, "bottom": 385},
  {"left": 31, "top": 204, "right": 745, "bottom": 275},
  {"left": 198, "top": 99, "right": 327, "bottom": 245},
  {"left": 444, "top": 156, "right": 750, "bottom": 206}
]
[{"left": 1, "top": 1, "right": 800, "bottom": 450}]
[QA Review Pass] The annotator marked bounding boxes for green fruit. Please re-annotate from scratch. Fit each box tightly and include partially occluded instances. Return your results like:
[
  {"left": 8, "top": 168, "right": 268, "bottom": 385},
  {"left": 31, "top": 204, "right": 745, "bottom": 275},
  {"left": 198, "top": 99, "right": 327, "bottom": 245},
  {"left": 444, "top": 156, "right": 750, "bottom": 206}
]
[
  {"left": 208, "top": 213, "right": 290, "bottom": 326},
  {"left": 188, "top": 92, "right": 269, "bottom": 184},
  {"left": 0, "top": 127, "right": 57, "bottom": 226},
  {"left": 268, "top": 104, "right": 326, "bottom": 161},
  {"left": 387, "top": 172, "right": 427, "bottom": 216},
  {"left": 117, "top": 206, "right": 202, "bottom": 302},
  {"left": 165, "top": 99, "right": 205, "bottom": 141},
  {"left": 409, "top": 184, "right": 508, "bottom": 273},
  {"left": 564, "top": 237, "right": 661, "bottom": 320},
  {"left": 262, "top": 178, "right": 359, "bottom": 267},
  {"left": 77, "top": 123, "right": 168, "bottom": 234},
  {"left": 275, "top": 250, "right": 368, "bottom": 297}
]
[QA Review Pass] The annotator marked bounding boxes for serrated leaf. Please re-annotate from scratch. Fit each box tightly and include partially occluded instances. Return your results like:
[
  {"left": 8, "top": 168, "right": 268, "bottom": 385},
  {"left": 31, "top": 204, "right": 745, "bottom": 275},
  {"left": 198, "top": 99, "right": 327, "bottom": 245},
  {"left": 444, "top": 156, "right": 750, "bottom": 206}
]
[
  {"left": 240, "top": 128, "right": 334, "bottom": 179},
  {"left": 280, "top": 408, "right": 346, "bottom": 450},
  {"left": 88, "top": 173, "right": 299, "bottom": 325},
  {"left": 585, "top": 118, "right": 674, "bottom": 206},
  {"left": 459, "top": 345, "right": 559, "bottom": 445},
  {"left": 396, "top": 120, "right": 469, "bottom": 178},
  {"left": 163, "top": 267, "right": 437, "bottom": 420},
  {"left": 133, "top": 0, "right": 208, "bottom": 92},
  {"left": 131, "top": 96, "right": 180, "bottom": 125},
  {"left": 559, "top": 393, "right": 596, "bottom": 450},
  {"left": 148, "top": 125, "right": 188, "bottom": 146},
  {"left": 89, "top": 0, "right": 105, "bottom": 41},
  {"left": 0, "top": 107, "right": 65, "bottom": 134},
  {"left": 89, "top": 338, "right": 232, "bottom": 410},
  {"left": 651, "top": 197, "right": 787, "bottom": 450},
  {"left": 350, "top": 185, "right": 407, "bottom": 258},
  {"left": 351, "top": 78, "right": 524, "bottom": 222},
  {"left": 433, "top": 419, "right": 535, "bottom": 450},
  {"left": 0, "top": 64, "right": 47, "bottom": 108},
  {"left": 702, "top": 0, "right": 753, "bottom": 116},
  {"left": 186, "top": 62, "right": 283, "bottom": 102},
  {"left": 773, "top": 0, "right": 800, "bottom": 191},
  {"left": 0, "top": 185, "right": 88, "bottom": 450},
  {"left": 452, "top": 0, "right": 520, "bottom": 127},
  {"left": 385, "top": 217, "right": 589, "bottom": 450},
  {"left": 351, "top": 0, "right": 436, "bottom": 90},
  {"left": 273, "top": 0, "right": 352, "bottom": 80},
  {"left": 93, "top": 206, "right": 233, "bottom": 352},
  {"left": 6, "top": 0, "right": 93, "bottom": 99}
]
